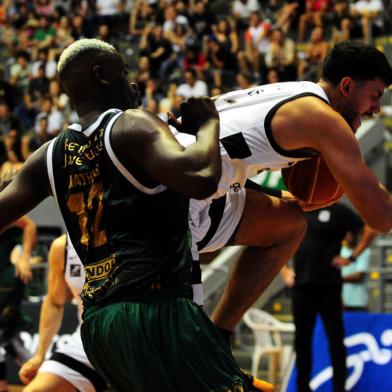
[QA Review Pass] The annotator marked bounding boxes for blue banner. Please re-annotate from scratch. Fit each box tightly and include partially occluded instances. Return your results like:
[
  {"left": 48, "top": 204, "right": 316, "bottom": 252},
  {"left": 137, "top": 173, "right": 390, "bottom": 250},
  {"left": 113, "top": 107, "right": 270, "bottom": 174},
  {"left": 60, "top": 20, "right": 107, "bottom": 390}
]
[{"left": 287, "top": 313, "right": 392, "bottom": 391}]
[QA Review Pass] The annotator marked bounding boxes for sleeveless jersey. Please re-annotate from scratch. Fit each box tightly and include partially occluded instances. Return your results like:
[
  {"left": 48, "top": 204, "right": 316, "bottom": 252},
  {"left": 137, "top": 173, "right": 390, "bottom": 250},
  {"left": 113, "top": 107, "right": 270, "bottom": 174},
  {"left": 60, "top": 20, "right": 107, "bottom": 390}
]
[
  {"left": 175, "top": 81, "right": 329, "bottom": 201},
  {"left": 47, "top": 109, "right": 193, "bottom": 306},
  {"left": 64, "top": 235, "right": 84, "bottom": 322}
]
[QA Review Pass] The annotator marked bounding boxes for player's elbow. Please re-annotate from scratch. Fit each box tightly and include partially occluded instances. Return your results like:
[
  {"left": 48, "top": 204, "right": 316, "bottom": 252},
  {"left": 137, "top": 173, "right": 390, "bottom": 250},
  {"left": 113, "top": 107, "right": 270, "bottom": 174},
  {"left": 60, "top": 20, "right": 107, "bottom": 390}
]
[
  {"left": 368, "top": 217, "right": 392, "bottom": 234},
  {"left": 189, "top": 174, "right": 219, "bottom": 199}
]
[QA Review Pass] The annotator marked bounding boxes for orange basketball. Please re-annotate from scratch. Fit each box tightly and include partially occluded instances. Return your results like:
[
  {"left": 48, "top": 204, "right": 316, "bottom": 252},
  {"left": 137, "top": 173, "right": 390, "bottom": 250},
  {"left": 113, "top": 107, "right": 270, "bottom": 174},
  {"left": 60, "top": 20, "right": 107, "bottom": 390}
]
[{"left": 281, "top": 156, "right": 344, "bottom": 205}]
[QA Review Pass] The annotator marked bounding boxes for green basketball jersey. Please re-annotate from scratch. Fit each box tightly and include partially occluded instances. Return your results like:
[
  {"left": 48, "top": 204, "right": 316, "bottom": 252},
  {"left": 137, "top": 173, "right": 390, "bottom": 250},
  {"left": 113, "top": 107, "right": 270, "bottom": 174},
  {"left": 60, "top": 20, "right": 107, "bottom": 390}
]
[{"left": 47, "top": 109, "right": 193, "bottom": 306}]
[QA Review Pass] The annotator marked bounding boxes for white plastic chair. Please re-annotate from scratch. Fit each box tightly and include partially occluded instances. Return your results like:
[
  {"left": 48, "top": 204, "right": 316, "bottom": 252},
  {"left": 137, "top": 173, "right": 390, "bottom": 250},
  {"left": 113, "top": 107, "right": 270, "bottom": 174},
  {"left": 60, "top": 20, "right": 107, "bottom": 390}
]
[{"left": 243, "top": 308, "right": 295, "bottom": 389}]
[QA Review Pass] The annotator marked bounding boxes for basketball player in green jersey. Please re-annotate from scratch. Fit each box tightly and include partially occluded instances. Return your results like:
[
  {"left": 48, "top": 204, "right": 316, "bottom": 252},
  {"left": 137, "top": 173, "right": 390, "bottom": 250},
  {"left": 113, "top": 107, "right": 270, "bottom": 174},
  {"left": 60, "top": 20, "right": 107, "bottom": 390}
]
[{"left": 0, "top": 39, "right": 267, "bottom": 391}]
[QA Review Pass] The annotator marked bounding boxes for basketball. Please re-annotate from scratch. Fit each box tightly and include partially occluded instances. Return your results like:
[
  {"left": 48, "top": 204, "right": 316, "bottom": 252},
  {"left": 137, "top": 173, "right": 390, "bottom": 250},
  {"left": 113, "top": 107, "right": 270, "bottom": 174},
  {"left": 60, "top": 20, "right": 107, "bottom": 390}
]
[{"left": 281, "top": 156, "right": 344, "bottom": 205}]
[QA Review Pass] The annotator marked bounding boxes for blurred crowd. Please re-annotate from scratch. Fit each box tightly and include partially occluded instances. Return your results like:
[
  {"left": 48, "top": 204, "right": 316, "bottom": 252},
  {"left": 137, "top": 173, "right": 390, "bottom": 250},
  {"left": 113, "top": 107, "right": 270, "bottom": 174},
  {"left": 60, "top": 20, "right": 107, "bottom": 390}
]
[{"left": 0, "top": 0, "right": 390, "bottom": 177}]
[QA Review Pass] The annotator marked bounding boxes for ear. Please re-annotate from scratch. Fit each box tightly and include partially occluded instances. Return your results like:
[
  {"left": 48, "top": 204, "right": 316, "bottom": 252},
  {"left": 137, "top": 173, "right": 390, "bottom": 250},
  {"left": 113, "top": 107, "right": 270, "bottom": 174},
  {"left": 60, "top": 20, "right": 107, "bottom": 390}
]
[
  {"left": 92, "top": 65, "right": 109, "bottom": 85},
  {"left": 340, "top": 77, "right": 353, "bottom": 96}
]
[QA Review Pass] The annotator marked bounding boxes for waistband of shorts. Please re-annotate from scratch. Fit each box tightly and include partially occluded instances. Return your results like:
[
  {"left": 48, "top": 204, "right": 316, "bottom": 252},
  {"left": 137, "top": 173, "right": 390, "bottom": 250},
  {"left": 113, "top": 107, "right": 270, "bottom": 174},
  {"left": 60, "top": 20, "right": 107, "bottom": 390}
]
[{"left": 83, "top": 286, "right": 193, "bottom": 314}]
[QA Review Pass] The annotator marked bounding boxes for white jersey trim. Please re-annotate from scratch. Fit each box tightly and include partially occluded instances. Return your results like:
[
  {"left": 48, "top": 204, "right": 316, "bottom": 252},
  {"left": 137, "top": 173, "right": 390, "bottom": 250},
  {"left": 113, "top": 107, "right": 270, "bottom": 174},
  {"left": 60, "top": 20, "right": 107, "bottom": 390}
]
[
  {"left": 46, "top": 139, "right": 58, "bottom": 203},
  {"left": 103, "top": 112, "right": 167, "bottom": 195}
]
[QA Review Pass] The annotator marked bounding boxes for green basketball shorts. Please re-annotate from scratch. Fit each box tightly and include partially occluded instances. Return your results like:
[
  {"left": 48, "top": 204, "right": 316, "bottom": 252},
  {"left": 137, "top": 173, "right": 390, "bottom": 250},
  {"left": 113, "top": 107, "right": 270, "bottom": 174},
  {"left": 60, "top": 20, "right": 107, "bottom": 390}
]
[{"left": 81, "top": 295, "right": 246, "bottom": 391}]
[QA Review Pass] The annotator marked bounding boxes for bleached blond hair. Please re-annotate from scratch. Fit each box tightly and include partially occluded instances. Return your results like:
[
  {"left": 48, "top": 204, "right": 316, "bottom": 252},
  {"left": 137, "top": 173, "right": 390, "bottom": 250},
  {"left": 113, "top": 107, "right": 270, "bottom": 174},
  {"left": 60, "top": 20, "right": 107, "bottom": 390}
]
[{"left": 57, "top": 39, "right": 116, "bottom": 75}]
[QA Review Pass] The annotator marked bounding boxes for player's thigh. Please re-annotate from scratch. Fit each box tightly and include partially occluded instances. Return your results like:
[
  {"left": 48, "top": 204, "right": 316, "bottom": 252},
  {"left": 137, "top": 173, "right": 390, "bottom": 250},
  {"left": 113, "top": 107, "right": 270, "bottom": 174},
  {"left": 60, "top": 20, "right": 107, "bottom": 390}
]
[
  {"left": 23, "top": 372, "right": 77, "bottom": 392},
  {"left": 232, "top": 188, "right": 307, "bottom": 247}
]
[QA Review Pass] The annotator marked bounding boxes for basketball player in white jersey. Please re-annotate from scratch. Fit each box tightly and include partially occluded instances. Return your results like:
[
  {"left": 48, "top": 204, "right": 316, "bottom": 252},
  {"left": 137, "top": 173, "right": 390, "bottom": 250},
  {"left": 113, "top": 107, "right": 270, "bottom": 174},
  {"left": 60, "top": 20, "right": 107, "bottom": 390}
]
[
  {"left": 170, "top": 41, "right": 392, "bottom": 335},
  {"left": 19, "top": 235, "right": 106, "bottom": 392}
]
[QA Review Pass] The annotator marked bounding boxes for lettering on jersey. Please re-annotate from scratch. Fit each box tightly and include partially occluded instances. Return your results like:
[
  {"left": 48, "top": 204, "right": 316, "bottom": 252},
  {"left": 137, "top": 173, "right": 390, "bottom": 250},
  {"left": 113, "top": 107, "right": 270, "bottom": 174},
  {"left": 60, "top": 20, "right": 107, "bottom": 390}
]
[
  {"left": 70, "top": 264, "right": 81, "bottom": 277},
  {"left": 68, "top": 166, "right": 100, "bottom": 189},
  {"left": 230, "top": 183, "right": 241, "bottom": 192},
  {"left": 63, "top": 128, "right": 104, "bottom": 168},
  {"left": 84, "top": 255, "right": 117, "bottom": 282},
  {"left": 220, "top": 133, "right": 252, "bottom": 159},
  {"left": 247, "top": 87, "right": 264, "bottom": 96},
  {"left": 82, "top": 273, "right": 117, "bottom": 300}
]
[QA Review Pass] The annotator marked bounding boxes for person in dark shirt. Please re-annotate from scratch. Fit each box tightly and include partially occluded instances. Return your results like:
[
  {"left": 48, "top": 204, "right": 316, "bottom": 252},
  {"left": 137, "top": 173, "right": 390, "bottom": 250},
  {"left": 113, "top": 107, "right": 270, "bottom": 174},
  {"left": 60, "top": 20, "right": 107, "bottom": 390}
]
[{"left": 281, "top": 202, "right": 376, "bottom": 392}]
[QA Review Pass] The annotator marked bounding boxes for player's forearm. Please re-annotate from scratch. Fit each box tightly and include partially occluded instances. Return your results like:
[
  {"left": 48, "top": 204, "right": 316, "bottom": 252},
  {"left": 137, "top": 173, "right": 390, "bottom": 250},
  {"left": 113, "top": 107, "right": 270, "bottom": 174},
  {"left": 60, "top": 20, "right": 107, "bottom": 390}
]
[
  {"left": 35, "top": 298, "right": 64, "bottom": 360},
  {"left": 182, "top": 118, "right": 221, "bottom": 198},
  {"left": 352, "top": 225, "right": 378, "bottom": 258}
]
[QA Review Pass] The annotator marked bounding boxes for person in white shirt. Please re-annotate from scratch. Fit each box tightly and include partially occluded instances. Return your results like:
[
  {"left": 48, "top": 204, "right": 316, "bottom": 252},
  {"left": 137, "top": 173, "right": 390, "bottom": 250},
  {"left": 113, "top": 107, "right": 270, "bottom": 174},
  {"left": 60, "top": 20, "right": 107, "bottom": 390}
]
[{"left": 175, "top": 67, "right": 208, "bottom": 99}]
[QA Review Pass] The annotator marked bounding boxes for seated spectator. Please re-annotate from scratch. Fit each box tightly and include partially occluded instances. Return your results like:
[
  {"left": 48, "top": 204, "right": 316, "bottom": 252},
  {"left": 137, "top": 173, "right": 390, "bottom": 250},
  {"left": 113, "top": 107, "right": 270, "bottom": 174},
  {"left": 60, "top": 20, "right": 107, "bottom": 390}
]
[
  {"left": 134, "top": 56, "right": 151, "bottom": 97},
  {"left": 0, "top": 67, "right": 16, "bottom": 110},
  {"left": 330, "top": 0, "right": 352, "bottom": 43},
  {"left": 28, "top": 64, "right": 50, "bottom": 103},
  {"left": 22, "top": 115, "right": 51, "bottom": 160},
  {"left": 205, "top": 36, "right": 239, "bottom": 89},
  {"left": 53, "top": 15, "right": 74, "bottom": 52},
  {"left": 232, "top": 0, "right": 261, "bottom": 30},
  {"left": 175, "top": 67, "right": 208, "bottom": 99},
  {"left": 34, "top": 97, "right": 64, "bottom": 137},
  {"left": 0, "top": 102, "right": 21, "bottom": 140},
  {"left": 264, "top": 28, "right": 297, "bottom": 81},
  {"left": 297, "top": 26, "right": 329, "bottom": 81},
  {"left": 141, "top": 78, "right": 165, "bottom": 108},
  {"left": 274, "top": 0, "right": 301, "bottom": 34},
  {"left": 31, "top": 48, "right": 57, "bottom": 80},
  {"left": 96, "top": 23, "right": 116, "bottom": 45},
  {"left": 298, "top": 0, "right": 332, "bottom": 41},
  {"left": 238, "top": 11, "right": 271, "bottom": 79},
  {"left": 139, "top": 23, "right": 173, "bottom": 79},
  {"left": 0, "top": 134, "right": 24, "bottom": 182},
  {"left": 70, "top": 14, "right": 89, "bottom": 40},
  {"left": 266, "top": 67, "right": 282, "bottom": 83},
  {"left": 350, "top": 0, "right": 384, "bottom": 43},
  {"left": 48, "top": 80, "right": 70, "bottom": 114},
  {"left": 34, "top": 0, "right": 55, "bottom": 17},
  {"left": 210, "top": 17, "right": 239, "bottom": 55},
  {"left": 189, "top": 0, "right": 215, "bottom": 41},
  {"left": 128, "top": 0, "right": 156, "bottom": 37},
  {"left": 235, "top": 72, "right": 256, "bottom": 90},
  {"left": 183, "top": 43, "right": 207, "bottom": 80},
  {"left": 13, "top": 94, "right": 39, "bottom": 135},
  {"left": 9, "top": 50, "right": 32, "bottom": 99},
  {"left": 31, "top": 15, "right": 56, "bottom": 52}
]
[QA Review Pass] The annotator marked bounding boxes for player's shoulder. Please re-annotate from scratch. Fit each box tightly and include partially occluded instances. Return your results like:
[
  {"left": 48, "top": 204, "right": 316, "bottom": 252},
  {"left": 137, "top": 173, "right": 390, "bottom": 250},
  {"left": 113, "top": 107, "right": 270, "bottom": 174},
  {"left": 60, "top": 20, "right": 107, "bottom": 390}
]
[{"left": 51, "top": 234, "right": 67, "bottom": 253}]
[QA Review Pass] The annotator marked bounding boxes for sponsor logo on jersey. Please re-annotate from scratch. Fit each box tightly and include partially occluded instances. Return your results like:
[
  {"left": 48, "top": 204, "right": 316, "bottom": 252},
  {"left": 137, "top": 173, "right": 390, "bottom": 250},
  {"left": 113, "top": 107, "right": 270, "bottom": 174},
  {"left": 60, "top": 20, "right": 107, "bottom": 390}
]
[
  {"left": 84, "top": 255, "right": 116, "bottom": 282},
  {"left": 70, "top": 264, "right": 82, "bottom": 277}
]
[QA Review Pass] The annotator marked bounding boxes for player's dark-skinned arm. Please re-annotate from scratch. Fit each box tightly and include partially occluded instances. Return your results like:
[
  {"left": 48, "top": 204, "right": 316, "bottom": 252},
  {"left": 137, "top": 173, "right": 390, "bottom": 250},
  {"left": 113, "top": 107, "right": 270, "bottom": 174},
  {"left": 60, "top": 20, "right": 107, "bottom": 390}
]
[
  {"left": 111, "top": 97, "right": 221, "bottom": 199},
  {"left": 0, "top": 143, "right": 51, "bottom": 234},
  {"left": 343, "top": 271, "right": 365, "bottom": 283},
  {"left": 271, "top": 97, "right": 392, "bottom": 232},
  {"left": 19, "top": 235, "right": 72, "bottom": 385}
]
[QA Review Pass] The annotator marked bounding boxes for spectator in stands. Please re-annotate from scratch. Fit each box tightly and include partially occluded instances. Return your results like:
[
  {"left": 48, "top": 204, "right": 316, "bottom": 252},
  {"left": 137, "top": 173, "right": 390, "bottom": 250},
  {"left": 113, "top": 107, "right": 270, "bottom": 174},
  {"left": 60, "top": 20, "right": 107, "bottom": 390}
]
[
  {"left": 28, "top": 64, "right": 50, "bottom": 103},
  {"left": 34, "top": 97, "right": 64, "bottom": 137},
  {"left": 235, "top": 71, "right": 256, "bottom": 90},
  {"left": 238, "top": 11, "right": 271, "bottom": 79},
  {"left": 0, "top": 66, "right": 15, "bottom": 110},
  {"left": 34, "top": 0, "right": 55, "bottom": 17},
  {"left": 53, "top": 15, "right": 74, "bottom": 52},
  {"left": 298, "top": 0, "right": 332, "bottom": 41},
  {"left": 341, "top": 229, "right": 374, "bottom": 311},
  {"left": 0, "top": 102, "right": 21, "bottom": 140},
  {"left": 0, "top": 134, "right": 24, "bottom": 181},
  {"left": 134, "top": 55, "right": 151, "bottom": 97},
  {"left": 232, "top": 0, "right": 261, "bottom": 30},
  {"left": 330, "top": 0, "right": 352, "bottom": 43},
  {"left": 95, "top": 0, "right": 123, "bottom": 28},
  {"left": 209, "top": 17, "right": 239, "bottom": 55},
  {"left": 297, "top": 26, "right": 329, "bottom": 81},
  {"left": 9, "top": 50, "right": 31, "bottom": 99},
  {"left": 139, "top": 22, "right": 173, "bottom": 79},
  {"left": 31, "top": 48, "right": 57, "bottom": 80},
  {"left": 70, "top": 14, "right": 89, "bottom": 40},
  {"left": 274, "top": 0, "right": 301, "bottom": 34},
  {"left": 183, "top": 43, "right": 207, "bottom": 79},
  {"left": 205, "top": 36, "right": 239, "bottom": 89},
  {"left": 22, "top": 115, "right": 51, "bottom": 160},
  {"left": 48, "top": 79, "right": 70, "bottom": 114},
  {"left": 175, "top": 67, "right": 208, "bottom": 99},
  {"left": 350, "top": 0, "right": 384, "bottom": 44},
  {"left": 14, "top": 94, "right": 39, "bottom": 136},
  {"left": 128, "top": 0, "right": 157, "bottom": 37},
  {"left": 31, "top": 16, "right": 55, "bottom": 52},
  {"left": 142, "top": 78, "right": 165, "bottom": 108},
  {"left": 189, "top": 0, "right": 215, "bottom": 41},
  {"left": 265, "top": 28, "right": 297, "bottom": 81},
  {"left": 266, "top": 67, "right": 282, "bottom": 83}
]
